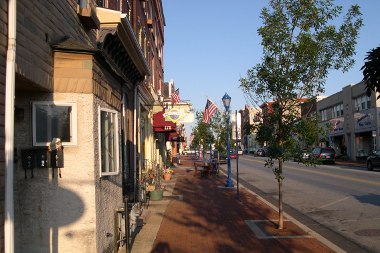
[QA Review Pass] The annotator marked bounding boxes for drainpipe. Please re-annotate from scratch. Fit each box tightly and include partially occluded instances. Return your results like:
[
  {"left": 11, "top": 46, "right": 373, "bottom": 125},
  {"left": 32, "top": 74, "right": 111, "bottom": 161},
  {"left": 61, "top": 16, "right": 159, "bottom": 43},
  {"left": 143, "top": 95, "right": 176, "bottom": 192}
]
[
  {"left": 134, "top": 76, "right": 150, "bottom": 200},
  {"left": 5, "top": 0, "right": 17, "bottom": 252}
]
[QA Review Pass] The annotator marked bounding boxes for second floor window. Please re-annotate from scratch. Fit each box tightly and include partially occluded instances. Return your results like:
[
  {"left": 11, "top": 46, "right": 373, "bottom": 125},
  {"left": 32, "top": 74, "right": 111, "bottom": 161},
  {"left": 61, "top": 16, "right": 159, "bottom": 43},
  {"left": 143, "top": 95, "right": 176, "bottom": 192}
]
[
  {"left": 321, "top": 109, "right": 327, "bottom": 121},
  {"left": 355, "top": 95, "right": 370, "bottom": 111},
  {"left": 333, "top": 104, "right": 343, "bottom": 118}
]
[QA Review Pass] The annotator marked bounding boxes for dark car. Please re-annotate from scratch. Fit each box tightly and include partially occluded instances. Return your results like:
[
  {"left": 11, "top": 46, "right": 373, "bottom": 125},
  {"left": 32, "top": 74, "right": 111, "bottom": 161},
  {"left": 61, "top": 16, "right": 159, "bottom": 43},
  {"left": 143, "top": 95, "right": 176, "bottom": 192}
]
[
  {"left": 310, "top": 147, "right": 336, "bottom": 164},
  {"left": 213, "top": 151, "right": 227, "bottom": 163},
  {"left": 256, "top": 148, "right": 266, "bottom": 157},
  {"left": 366, "top": 150, "right": 380, "bottom": 171}
]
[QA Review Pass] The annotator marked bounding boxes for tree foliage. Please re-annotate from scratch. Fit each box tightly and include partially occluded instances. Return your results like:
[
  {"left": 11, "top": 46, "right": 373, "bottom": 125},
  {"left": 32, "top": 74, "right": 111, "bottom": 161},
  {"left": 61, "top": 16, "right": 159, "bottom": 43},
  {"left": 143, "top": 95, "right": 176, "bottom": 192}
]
[
  {"left": 240, "top": 0, "right": 362, "bottom": 165},
  {"left": 240, "top": 0, "right": 363, "bottom": 229},
  {"left": 361, "top": 46, "right": 380, "bottom": 99},
  {"left": 189, "top": 109, "right": 233, "bottom": 155}
]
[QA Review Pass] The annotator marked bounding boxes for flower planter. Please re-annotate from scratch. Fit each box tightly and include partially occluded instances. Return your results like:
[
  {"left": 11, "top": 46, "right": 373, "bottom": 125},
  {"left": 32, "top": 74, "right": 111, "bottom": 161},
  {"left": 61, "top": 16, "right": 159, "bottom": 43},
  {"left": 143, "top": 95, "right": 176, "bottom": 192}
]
[
  {"left": 163, "top": 173, "right": 172, "bottom": 181},
  {"left": 149, "top": 190, "right": 163, "bottom": 200}
]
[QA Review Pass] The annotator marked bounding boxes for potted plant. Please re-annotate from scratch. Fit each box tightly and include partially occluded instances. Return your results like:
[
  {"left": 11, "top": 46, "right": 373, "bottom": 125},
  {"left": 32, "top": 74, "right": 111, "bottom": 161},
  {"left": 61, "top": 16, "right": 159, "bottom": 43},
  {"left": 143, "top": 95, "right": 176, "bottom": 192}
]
[{"left": 163, "top": 166, "right": 173, "bottom": 180}]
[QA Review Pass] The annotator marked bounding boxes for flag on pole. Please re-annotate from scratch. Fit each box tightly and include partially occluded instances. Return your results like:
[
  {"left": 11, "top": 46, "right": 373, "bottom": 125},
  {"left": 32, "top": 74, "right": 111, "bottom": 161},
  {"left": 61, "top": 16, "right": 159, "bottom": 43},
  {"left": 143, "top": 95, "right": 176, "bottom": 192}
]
[
  {"left": 171, "top": 88, "right": 180, "bottom": 103},
  {"left": 203, "top": 98, "right": 218, "bottom": 123},
  {"left": 189, "top": 135, "right": 194, "bottom": 143}
]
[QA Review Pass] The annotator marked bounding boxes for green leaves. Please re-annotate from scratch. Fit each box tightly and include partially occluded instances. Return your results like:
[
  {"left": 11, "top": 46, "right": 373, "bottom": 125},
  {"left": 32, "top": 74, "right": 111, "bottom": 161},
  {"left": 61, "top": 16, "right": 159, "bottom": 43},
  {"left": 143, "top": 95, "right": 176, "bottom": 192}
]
[
  {"left": 240, "top": 0, "right": 363, "bottom": 173},
  {"left": 361, "top": 46, "right": 380, "bottom": 98}
]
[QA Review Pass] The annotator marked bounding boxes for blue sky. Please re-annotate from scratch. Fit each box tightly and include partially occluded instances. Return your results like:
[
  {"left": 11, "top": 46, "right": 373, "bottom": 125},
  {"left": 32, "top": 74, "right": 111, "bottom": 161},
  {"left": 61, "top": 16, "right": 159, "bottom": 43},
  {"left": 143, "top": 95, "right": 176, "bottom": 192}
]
[{"left": 162, "top": 0, "right": 380, "bottom": 140}]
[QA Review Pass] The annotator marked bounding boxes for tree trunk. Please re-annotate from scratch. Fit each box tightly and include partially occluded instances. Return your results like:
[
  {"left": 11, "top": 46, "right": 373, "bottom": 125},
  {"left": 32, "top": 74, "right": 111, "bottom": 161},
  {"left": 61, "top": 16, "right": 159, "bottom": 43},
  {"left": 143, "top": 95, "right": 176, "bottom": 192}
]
[{"left": 278, "top": 159, "right": 283, "bottom": 229}]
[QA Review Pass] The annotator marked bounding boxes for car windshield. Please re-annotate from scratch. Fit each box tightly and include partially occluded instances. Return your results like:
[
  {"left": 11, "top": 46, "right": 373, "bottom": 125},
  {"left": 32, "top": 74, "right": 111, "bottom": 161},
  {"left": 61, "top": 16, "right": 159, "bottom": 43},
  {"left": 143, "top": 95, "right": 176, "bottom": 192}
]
[{"left": 321, "top": 148, "right": 335, "bottom": 154}]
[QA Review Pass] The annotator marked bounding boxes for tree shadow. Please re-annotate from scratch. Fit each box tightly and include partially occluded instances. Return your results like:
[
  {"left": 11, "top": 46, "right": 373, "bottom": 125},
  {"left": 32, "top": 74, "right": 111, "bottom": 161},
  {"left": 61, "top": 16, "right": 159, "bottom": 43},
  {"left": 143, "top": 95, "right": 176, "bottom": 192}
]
[
  {"left": 353, "top": 193, "right": 380, "bottom": 207},
  {"left": 151, "top": 242, "right": 173, "bottom": 253},
  {"left": 151, "top": 158, "right": 325, "bottom": 252}
]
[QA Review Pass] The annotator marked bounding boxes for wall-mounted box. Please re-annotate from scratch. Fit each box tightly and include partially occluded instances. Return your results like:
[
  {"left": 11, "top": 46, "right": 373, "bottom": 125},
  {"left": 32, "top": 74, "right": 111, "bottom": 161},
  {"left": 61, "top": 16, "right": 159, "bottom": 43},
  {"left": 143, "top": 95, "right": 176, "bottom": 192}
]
[
  {"left": 51, "top": 150, "right": 64, "bottom": 168},
  {"left": 21, "top": 147, "right": 56, "bottom": 169},
  {"left": 22, "top": 150, "right": 37, "bottom": 169},
  {"left": 36, "top": 150, "right": 50, "bottom": 168}
]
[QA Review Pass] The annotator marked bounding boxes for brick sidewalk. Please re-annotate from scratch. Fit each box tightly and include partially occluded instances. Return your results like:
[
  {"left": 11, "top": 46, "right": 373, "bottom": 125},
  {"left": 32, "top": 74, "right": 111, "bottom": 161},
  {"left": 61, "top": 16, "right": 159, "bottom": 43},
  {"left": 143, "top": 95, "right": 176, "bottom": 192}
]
[{"left": 151, "top": 156, "right": 337, "bottom": 253}]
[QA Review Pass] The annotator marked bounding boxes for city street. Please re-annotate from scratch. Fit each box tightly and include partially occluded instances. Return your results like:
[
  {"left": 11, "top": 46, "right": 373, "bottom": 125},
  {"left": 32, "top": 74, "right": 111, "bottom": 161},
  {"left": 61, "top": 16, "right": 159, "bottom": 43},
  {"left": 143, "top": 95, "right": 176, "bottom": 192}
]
[{"left": 222, "top": 155, "right": 380, "bottom": 253}]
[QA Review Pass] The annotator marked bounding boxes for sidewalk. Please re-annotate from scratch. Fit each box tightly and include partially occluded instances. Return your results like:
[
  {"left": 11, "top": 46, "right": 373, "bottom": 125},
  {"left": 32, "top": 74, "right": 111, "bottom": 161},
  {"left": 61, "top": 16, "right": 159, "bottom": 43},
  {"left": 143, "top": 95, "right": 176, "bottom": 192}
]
[{"left": 126, "top": 155, "right": 348, "bottom": 253}]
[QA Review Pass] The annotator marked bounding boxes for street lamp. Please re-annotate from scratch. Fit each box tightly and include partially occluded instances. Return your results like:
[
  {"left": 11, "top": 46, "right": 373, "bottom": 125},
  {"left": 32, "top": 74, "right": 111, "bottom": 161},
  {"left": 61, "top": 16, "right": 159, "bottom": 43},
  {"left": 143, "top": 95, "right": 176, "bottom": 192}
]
[
  {"left": 222, "top": 93, "right": 234, "bottom": 187},
  {"left": 209, "top": 127, "right": 212, "bottom": 161}
]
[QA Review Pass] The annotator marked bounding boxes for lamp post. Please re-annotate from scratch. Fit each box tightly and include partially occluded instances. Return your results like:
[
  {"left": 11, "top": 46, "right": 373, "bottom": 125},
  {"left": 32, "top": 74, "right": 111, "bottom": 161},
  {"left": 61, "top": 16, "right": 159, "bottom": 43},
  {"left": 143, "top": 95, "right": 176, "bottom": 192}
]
[
  {"left": 209, "top": 127, "right": 212, "bottom": 161},
  {"left": 223, "top": 93, "right": 234, "bottom": 187}
]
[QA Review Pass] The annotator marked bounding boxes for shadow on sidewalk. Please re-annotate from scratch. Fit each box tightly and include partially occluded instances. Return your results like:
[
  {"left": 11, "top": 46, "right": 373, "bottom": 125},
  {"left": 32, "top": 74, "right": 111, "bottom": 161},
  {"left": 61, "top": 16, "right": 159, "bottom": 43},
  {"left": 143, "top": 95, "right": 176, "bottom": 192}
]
[{"left": 152, "top": 169, "right": 333, "bottom": 252}]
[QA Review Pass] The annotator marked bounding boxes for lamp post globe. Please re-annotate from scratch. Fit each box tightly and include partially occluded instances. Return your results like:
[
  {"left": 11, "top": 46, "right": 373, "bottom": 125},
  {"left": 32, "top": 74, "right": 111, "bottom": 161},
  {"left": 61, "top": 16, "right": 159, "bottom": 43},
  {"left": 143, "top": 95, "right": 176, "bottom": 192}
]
[{"left": 223, "top": 93, "right": 234, "bottom": 187}]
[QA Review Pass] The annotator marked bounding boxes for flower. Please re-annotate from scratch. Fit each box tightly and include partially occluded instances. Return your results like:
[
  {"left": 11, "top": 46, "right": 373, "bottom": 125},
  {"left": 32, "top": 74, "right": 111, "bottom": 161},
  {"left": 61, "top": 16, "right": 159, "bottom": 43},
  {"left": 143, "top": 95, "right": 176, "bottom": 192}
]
[{"left": 163, "top": 167, "right": 173, "bottom": 174}]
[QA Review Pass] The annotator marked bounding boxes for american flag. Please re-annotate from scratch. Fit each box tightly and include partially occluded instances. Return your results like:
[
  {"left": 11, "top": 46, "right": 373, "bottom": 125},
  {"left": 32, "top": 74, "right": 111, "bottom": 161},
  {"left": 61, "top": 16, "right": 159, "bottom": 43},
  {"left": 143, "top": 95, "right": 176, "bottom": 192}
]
[
  {"left": 203, "top": 98, "right": 218, "bottom": 123},
  {"left": 171, "top": 88, "right": 180, "bottom": 103},
  {"left": 189, "top": 135, "right": 194, "bottom": 143}
]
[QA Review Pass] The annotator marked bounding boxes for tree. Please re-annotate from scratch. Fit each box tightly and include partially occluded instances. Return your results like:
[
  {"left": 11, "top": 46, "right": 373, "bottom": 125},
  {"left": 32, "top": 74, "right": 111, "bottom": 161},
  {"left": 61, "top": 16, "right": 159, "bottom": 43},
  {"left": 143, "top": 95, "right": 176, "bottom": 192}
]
[
  {"left": 240, "top": 0, "right": 363, "bottom": 229},
  {"left": 361, "top": 46, "right": 380, "bottom": 99},
  {"left": 190, "top": 109, "right": 233, "bottom": 155}
]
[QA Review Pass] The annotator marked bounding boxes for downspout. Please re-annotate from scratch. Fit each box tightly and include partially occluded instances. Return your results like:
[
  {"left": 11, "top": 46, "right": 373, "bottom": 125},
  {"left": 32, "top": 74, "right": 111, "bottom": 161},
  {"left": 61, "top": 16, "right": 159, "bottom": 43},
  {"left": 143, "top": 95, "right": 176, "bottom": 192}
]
[
  {"left": 5, "top": 0, "right": 17, "bottom": 252},
  {"left": 134, "top": 76, "right": 150, "bottom": 199}
]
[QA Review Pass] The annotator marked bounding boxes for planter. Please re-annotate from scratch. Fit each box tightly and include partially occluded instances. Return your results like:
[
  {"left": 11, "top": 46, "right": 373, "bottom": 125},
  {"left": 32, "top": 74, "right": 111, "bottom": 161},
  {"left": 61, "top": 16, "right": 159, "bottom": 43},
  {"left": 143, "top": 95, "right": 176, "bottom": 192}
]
[
  {"left": 149, "top": 190, "right": 163, "bottom": 200},
  {"left": 163, "top": 173, "right": 172, "bottom": 181}
]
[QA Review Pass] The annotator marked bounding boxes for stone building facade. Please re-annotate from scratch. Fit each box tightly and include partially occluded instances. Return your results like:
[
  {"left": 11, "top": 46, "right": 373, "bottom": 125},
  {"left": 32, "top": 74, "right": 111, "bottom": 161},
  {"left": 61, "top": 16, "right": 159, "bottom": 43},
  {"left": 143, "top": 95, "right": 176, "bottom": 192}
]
[
  {"left": 317, "top": 81, "right": 380, "bottom": 160},
  {"left": 1, "top": 0, "right": 166, "bottom": 252}
]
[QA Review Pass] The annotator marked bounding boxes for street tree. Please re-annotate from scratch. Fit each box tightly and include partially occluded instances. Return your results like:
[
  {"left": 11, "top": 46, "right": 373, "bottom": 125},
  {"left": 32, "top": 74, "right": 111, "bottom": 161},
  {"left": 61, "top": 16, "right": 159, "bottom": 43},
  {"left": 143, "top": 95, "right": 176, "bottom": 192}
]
[
  {"left": 190, "top": 109, "right": 233, "bottom": 155},
  {"left": 361, "top": 46, "right": 380, "bottom": 98},
  {"left": 240, "top": 0, "right": 363, "bottom": 229}
]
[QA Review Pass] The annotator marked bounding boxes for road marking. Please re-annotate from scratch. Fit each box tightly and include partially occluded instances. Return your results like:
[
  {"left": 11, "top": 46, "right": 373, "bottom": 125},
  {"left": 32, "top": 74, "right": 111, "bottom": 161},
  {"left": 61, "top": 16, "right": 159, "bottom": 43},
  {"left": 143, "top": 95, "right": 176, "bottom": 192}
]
[
  {"left": 318, "top": 196, "right": 351, "bottom": 209},
  {"left": 239, "top": 157, "right": 380, "bottom": 186},
  {"left": 219, "top": 169, "right": 346, "bottom": 253}
]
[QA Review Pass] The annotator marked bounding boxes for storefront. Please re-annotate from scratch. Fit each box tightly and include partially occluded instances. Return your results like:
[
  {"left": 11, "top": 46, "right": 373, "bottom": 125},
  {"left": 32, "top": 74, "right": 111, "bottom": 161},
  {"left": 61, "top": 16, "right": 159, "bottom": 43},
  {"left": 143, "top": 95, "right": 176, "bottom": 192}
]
[
  {"left": 329, "top": 118, "right": 345, "bottom": 156},
  {"left": 354, "top": 108, "right": 376, "bottom": 159}
]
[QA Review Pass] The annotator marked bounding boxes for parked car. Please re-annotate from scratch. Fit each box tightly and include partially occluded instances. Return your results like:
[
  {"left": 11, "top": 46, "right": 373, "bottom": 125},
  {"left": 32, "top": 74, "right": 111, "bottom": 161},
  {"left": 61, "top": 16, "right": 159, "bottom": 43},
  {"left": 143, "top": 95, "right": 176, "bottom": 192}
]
[
  {"left": 310, "top": 147, "right": 336, "bottom": 164},
  {"left": 366, "top": 150, "right": 380, "bottom": 171},
  {"left": 256, "top": 148, "right": 266, "bottom": 157},
  {"left": 293, "top": 150, "right": 309, "bottom": 162},
  {"left": 213, "top": 150, "right": 227, "bottom": 163},
  {"left": 237, "top": 149, "right": 243, "bottom": 155},
  {"left": 183, "top": 150, "right": 196, "bottom": 155},
  {"left": 230, "top": 152, "right": 237, "bottom": 159}
]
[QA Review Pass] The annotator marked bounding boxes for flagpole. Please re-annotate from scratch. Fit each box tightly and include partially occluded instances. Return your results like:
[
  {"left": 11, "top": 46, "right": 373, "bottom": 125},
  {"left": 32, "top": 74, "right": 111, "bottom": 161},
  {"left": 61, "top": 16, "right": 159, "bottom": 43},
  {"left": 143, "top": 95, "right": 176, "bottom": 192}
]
[{"left": 205, "top": 95, "right": 223, "bottom": 114}]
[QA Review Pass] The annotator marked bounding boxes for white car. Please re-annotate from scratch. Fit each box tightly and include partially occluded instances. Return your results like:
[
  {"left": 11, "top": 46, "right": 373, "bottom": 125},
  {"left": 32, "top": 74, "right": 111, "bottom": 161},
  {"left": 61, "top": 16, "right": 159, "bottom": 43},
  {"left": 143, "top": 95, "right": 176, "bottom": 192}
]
[{"left": 183, "top": 150, "right": 196, "bottom": 155}]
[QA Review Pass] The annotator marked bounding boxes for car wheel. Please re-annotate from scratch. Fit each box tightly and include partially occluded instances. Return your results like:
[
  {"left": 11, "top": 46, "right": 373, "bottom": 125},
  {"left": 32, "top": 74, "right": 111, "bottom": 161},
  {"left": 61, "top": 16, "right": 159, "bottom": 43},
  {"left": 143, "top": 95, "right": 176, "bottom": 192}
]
[{"left": 367, "top": 161, "right": 374, "bottom": 171}]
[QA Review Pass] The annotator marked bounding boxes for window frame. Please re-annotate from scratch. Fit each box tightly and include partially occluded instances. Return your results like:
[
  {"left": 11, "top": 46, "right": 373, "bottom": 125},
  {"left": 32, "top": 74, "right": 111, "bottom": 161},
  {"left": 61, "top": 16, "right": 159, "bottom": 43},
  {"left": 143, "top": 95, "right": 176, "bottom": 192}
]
[
  {"left": 320, "top": 109, "right": 327, "bottom": 121},
  {"left": 98, "top": 107, "right": 120, "bottom": 177},
  {"left": 32, "top": 101, "right": 78, "bottom": 147}
]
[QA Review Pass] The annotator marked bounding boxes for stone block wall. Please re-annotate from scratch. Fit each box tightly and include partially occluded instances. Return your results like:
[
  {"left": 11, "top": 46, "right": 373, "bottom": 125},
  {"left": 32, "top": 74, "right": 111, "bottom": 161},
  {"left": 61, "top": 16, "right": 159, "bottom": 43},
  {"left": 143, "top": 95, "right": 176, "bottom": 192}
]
[{"left": 0, "top": 0, "right": 7, "bottom": 252}]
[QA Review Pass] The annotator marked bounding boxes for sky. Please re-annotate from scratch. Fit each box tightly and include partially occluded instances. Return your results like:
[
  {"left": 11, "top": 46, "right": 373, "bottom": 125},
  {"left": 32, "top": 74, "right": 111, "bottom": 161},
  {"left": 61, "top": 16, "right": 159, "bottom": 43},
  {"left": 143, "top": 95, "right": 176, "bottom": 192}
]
[{"left": 161, "top": 0, "right": 380, "bottom": 141}]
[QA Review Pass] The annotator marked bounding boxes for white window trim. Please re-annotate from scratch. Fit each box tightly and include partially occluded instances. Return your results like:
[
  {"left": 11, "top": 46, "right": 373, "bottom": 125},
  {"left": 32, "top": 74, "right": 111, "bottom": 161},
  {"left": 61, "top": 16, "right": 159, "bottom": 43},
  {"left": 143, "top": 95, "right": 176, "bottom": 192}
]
[
  {"left": 98, "top": 107, "right": 120, "bottom": 177},
  {"left": 32, "top": 101, "right": 78, "bottom": 147}
]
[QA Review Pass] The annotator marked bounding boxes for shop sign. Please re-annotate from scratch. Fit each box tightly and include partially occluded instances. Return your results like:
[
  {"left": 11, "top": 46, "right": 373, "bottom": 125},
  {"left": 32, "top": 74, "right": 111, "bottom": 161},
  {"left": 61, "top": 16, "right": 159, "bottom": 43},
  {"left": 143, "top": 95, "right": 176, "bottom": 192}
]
[
  {"left": 330, "top": 118, "right": 344, "bottom": 135},
  {"left": 163, "top": 108, "right": 194, "bottom": 123},
  {"left": 354, "top": 108, "right": 375, "bottom": 131}
]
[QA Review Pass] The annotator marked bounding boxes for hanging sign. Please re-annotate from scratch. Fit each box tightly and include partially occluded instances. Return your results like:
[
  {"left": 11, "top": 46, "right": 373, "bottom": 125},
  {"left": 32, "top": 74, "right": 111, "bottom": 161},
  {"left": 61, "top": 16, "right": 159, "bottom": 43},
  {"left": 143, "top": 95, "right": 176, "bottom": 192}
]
[{"left": 164, "top": 108, "right": 194, "bottom": 123}]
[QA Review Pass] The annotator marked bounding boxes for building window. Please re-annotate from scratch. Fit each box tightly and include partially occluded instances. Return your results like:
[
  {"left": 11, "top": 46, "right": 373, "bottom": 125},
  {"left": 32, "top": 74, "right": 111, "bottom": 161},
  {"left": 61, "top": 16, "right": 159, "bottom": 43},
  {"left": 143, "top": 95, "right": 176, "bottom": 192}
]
[
  {"left": 99, "top": 107, "right": 119, "bottom": 176},
  {"left": 355, "top": 95, "right": 371, "bottom": 111},
  {"left": 332, "top": 104, "right": 343, "bottom": 118},
  {"left": 78, "top": 0, "right": 87, "bottom": 8},
  {"left": 97, "top": 0, "right": 105, "bottom": 7},
  {"left": 320, "top": 109, "right": 327, "bottom": 121},
  {"left": 32, "top": 101, "right": 77, "bottom": 147}
]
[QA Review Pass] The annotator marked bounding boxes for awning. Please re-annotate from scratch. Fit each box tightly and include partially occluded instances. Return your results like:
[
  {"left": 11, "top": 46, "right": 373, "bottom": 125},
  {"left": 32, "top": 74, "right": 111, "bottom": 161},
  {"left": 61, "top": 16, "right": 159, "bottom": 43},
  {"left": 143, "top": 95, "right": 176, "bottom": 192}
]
[
  {"left": 167, "top": 132, "right": 185, "bottom": 142},
  {"left": 153, "top": 112, "right": 176, "bottom": 133}
]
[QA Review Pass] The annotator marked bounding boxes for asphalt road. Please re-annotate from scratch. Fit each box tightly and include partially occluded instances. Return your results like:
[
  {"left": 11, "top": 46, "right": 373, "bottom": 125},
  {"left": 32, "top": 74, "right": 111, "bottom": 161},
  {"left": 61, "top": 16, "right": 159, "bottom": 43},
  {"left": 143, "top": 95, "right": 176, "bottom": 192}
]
[{"left": 220, "top": 155, "right": 380, "bottom": 253}]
